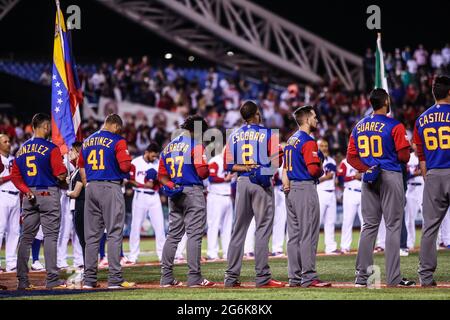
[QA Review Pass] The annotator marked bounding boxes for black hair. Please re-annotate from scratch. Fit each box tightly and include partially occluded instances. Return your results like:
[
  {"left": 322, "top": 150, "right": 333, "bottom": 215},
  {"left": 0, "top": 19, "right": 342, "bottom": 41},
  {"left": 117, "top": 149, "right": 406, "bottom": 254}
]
[
  {"left": 240, "top": 100, "right": 259, "bottom": 121},
  {"left": 31, "top": 113, "right": 51, "bottom": 129},
  {"left": 369, "top": 88, "right": 389, "bottom": 111},
  {"left": 146, "top": 142, "right": 161, "bottom": 153},
  {"left": 293, "top": 105, "right": 314, "bottom": 126},
  {"left": 72, "top": 141, "right": 83, "bottom": 150},
  {"left": 432, "top": 75, "right": 450, "bottom": 100},
  {"left": 105, "top": 113, "right": 123, "bottom": 127},
  {"left": 180, "top": 115, "right": 208, "bottom": 133}
]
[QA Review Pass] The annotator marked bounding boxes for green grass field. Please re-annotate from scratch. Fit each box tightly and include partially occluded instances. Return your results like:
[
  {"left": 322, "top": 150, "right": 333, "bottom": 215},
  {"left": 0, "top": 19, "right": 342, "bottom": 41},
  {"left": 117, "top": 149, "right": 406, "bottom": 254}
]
[{"left": 2, "top": 230, "right": 450, "bottom": 300}]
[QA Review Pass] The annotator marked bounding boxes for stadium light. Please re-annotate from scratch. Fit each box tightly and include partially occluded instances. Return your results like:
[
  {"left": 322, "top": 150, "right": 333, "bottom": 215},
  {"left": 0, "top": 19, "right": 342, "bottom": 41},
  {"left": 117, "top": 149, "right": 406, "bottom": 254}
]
[
  {"left": 188, "top": 55, "right": 195, "bottom": 62},
  {"left": 164, "top": 53, "right": 173, "bottom": 60},
  {"left": 226, "top": 51, "right": 234, "bottom": 57}
]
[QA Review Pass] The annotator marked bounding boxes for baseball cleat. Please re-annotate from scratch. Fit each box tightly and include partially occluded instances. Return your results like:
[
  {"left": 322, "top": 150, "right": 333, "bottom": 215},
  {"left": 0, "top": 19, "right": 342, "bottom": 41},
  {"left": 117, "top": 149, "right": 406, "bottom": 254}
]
[
  {"left": 341, "top": 249, "right": 351, "bottom": 255},
  {"left": 5, "top": 267, "right": 16, "bottom": 273},
  {"left": 257, "top": 279, "right": 287, "bottom": 288},
  {"left": 271, "top": 252, "right": 286, "bottom": 258},
  {"left": 174, "top": 257, "right": 186, "bottom": 264},
  {"left": 120, "top": 256, "right": 135, "bottom": 266},
  {"left": 399, "top": 248, "right": 409, "bottom": 256},
  {"left": 373, "top": 246, "right": 384, "bottom": 253},
  {"left": 224, "top": 280, "right": 241, "bottom": 288},
  {"left": 305, "top": 279, "right": 332, "bottom": 288},
  {"left": 108, "top": 281, "right": 136, "bottom": 289},
  {"left": 0, "top": 284, "right": 7, "bottom": 290},
  {"left": 17, "top": 284, "right": 36, "bottom": 291},
  {"left": 160, "top": 279, "right": 184, "bottom": 288},
  {"left": 31, "top": 261, "right": 45, "bottom": 271},
  {"left": 98, "top": 257, "right": 109, "bottom": 269},
  {"left": 420, "top": 280, "right": 437, "bottom": 287},
  {"left": 82, "top": 283, "right": 100, "bottom": 289},
  {"left": 327, "top": 249, "right": 342, "bottom": 255},
  {"left": 243, "top": 252, "right": 255, "bottom": 260},
  {"left": 189, "top": 279, "right": 216, "bottom": 288},
  {"left": 206, "top": 257, "right": 220, "bottom": 262},
  {"left": 286, "top": 282, "right": 302, "bottom": 287},
  {"left": 396, "top": 278, "right": 416, "bottom": 287}
]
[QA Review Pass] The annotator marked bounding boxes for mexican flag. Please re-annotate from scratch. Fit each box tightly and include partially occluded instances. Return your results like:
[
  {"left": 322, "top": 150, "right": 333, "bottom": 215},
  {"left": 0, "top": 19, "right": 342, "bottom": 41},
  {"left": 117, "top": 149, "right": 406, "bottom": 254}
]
[{"left": 375, "top": 33, "right": 388, "bottom": 92}]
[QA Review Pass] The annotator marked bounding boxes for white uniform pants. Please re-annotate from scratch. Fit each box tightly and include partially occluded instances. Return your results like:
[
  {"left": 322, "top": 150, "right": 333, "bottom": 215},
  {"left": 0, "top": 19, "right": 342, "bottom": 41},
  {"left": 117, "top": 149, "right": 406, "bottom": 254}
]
[
  {"left": 0, "top": 193, "right": 20, "bottom": 270},
  {"left": 206, "top": 193, "right": 233, "bottom": 259},
  {"left": 129, "top": 192, "right": 166, "bottom": 262},
  {"left": 244, "top": 218, "right": 256, "bottom": 254},
  {"left": 318, "top": 190, "right": 337, "bottom": 253},
  {"left": 272, "top": 188, "right": 287, "bottom": 253},
  {"left": 405, "top": 184, "right": 423, "bottom": 249},
  {"left": 438, "top": 209, "right": 450, "bottom": 246},
  {"left": 340, "top": 188, "right": 363, "bottom": 251}
]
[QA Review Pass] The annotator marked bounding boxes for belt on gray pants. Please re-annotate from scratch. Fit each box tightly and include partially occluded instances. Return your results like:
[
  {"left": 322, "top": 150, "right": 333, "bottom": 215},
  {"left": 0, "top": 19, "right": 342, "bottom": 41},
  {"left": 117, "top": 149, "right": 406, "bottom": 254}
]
[{"left": 89, "top": 180, "right": 122, "bottom": 185}]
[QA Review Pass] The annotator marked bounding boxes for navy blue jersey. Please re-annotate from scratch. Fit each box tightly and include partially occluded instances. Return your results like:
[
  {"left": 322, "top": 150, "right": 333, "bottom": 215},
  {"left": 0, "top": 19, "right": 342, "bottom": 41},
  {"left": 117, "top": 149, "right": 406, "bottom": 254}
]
[{"left": 413, "top": 104, "right": 450, "bottom": 170}]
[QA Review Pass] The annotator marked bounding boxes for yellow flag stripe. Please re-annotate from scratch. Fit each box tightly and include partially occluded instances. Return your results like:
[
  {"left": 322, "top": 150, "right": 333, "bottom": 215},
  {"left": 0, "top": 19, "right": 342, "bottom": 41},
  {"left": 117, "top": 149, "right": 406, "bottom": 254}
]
[{"left": 53, "top": 10, "right": 68, "bottom": 89}]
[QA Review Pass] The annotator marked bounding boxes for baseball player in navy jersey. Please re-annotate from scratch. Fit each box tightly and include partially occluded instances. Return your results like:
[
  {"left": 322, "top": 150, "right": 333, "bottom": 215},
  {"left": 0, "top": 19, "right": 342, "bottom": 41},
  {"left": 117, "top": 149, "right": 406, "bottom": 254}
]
[
  {"left": 272, "top": 166, "right": 287, "bottom": 257},
  {"left": 283, "top": 106, "right": 331, "bottom": 287},
  {"left": 317, "top": 139, "right": 339, "bottom": 254},
  {"left": 11, "top": 113, "right": 68, "bottom": 290},
  {"left": 79, "top": 114, "right": 135, "bottom": 289},
  {"left": 404, "top": 144, "right": 423, "bottom": 250},
  {"left": 128, "top": 142, "right": 166, "bottom": 263},
  {"left": 337, "top": 158, "right": 363, "bottom": 254},
  {"left": 413, "top": 76, "right": 450, "bottom": 286},
  {"left": 206, "top": 148, "right": 234, "bottom": 261},
  {"left": 159, "top": 115, "right": 214, "bottom": 287},
  {"left": 0, "top": 134, "right": 20, "bottom": 272},
  {"left": 224, "top": 100, "right": 285, "bottom": 288},
  {"left": 347, "top": 89, "right": 415, "bottom": 287}
]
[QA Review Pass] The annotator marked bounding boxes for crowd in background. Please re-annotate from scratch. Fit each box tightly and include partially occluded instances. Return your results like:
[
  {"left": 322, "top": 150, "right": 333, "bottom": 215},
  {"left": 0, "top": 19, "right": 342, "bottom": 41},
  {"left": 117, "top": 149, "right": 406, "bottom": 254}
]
[{"left": 5, "top": 43, "right": 450, "bottom": 165}]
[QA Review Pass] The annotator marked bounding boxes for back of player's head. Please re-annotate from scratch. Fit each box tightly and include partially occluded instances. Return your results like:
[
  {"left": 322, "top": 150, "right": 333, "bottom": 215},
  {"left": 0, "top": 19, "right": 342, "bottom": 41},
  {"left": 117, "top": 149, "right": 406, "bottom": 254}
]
[
  {"left": 181, "top": 114, "right": 208, "bottom": 133},
  {"left": 369, "top": 88, "right": 389, "bottom": 110},
  {"left": 293, "top": 105, "right": 314, "bottom": 126},
  {"left": 72, "top": 141, "right": 82, "bottom": 150},
  {"left": 32, "top": 113, "right": 51, "bottom": 129},
  {"left": 432, "top": 75, "right": 450, "bottom": 100},
  {"left": 240, "top": 100, "right": 259, "bottom": 121},
  {"left": 104, "top": 113, "right": 123, "bottom": 128},
  {"left": 146, "top": 142, "right": 161, "bottom": 154}
]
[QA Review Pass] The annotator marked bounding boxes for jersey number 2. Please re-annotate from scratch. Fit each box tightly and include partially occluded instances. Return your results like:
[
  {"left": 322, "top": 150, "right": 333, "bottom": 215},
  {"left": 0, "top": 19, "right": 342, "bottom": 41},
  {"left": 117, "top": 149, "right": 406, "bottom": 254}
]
[{"left": 87, "top": 150, "right": 105, "bottom": 170}]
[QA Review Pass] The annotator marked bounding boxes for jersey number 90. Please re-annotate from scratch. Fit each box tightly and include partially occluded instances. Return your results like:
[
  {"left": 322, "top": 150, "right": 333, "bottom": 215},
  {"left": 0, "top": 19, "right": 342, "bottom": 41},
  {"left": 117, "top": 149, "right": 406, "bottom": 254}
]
[
  {"left": 357, "top": 135, "right": 383, "bottom": 158},
  {"left": 423, "top": 127, "right": 450, "bottom": 150}
]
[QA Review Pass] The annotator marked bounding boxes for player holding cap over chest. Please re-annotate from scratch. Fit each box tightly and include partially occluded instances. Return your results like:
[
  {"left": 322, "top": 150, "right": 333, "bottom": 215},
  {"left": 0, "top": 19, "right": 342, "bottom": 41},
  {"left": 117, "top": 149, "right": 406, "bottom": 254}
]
[
  {"left": 79, "top": 114, "right": 135, "bottom": 289},
  {"left": 223, "top": 100, "right": 285, "bottom": 288},
  {"left": 347, "top": 88, "right": 415, "bottom": 287},
  {"left": 413, "top": 76, "right": 450, "bottom": 287},
  {"left": 11, "top": 113, "right": 68, "bottom": 290},
  {"left": 158, "top": 115, "right": 214, "bottom": 288}
]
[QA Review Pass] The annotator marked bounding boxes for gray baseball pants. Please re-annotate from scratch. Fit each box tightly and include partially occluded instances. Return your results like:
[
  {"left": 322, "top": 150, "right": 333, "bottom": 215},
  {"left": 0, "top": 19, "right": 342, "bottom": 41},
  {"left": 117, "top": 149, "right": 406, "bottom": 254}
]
[
  {"left": 84, "top": 181, "right": 125, "bottom": 287},
  {"left": 225, "top": 176, "right": 274, "bottom": 287},
  {"left": 17, "top": 187, "right": 61, "bottom": 289},
  {"left": 160, "top": 185, "right": 207, "bottom": 286},
  {"left": 356, "top": 170, "right": 404, "bottom": 286},
  {"left": 419, "top": 168, "right": 450, "bottom": 285},
  {"left": 285, "top": 180, "right": 320, "bottom": 287}
]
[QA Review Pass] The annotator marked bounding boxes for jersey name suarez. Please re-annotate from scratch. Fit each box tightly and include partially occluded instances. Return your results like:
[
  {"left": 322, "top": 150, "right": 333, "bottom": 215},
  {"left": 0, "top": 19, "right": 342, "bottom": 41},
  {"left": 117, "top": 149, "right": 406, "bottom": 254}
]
[
  {"left": 15, "top": 137, "right": 59, "bottom": 188},
  {"left": 161, "top": 134, "right": 204, "bottom": 186},
  {"left": 352, "top": 114, "right": 406, "bottom": 172},
  {"left": 82, "top": 130, "right": 128, "bottom": 181},
  {"left": 226, "top": 124, "right": 272, "bottom": 177},
  {"left": 414, "top": 104, "right": 450, "bottom": 170},
  {"left": 284, "top": 130, "right": 316, "bottom": 181}
]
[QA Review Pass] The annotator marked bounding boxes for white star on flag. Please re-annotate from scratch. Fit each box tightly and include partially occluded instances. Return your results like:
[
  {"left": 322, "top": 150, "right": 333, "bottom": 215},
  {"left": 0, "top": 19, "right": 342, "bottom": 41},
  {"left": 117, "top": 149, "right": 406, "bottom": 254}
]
[
  {"left": 57, "top": 90, "right": 63, "bottom": 96},
  {"left": 54, "top": 107, "right": 60, "bottom": 113},
  {"left": 57, "top": 98, "right": 63, "bottom": 104},
  {"left": 55, "top": 82, "right": 60, "bottom": 88},
  {"left": 52, "top": 74, "right": 57, "bottom": 80}
]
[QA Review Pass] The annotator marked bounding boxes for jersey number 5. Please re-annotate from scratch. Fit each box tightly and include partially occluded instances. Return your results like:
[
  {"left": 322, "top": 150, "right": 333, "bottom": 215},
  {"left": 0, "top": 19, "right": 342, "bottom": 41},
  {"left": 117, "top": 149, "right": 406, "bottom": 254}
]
[
  {"left": 26, "top": 156, "right": 37, "bottom": 176},
  {"left": 87, "top": 149, "right": 105, "bottom": 170},
  {"left": 357, "top": 135, "right": 383, "bottom": 158},
  {"left": 423, "top": 127, "right": 450, "bottom": 150}
]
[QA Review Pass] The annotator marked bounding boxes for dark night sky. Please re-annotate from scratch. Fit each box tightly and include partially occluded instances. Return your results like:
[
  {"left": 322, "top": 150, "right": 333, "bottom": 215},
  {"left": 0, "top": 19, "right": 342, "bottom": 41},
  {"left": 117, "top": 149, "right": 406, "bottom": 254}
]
[{"left": 0, "top": 0, "right": 448, "bottom": 64}]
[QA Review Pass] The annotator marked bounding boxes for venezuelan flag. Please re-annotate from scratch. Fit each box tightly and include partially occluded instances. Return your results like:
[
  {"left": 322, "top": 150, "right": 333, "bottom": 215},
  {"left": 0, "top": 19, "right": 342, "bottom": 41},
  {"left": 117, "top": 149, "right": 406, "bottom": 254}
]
[{"left": 51, "top": 1, "right": 82, "bottom": 154}]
